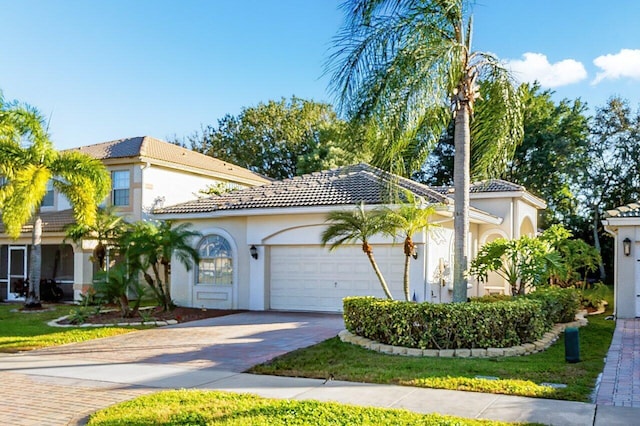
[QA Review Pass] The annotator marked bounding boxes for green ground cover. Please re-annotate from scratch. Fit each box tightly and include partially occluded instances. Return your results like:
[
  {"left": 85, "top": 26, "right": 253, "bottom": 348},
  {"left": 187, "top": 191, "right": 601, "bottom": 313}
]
[
  {"left": 87, "top": 390, "right": 529, "bottom": 426},
  {"left": 0, "top": 302, "right": 140, "bottom": 352}
]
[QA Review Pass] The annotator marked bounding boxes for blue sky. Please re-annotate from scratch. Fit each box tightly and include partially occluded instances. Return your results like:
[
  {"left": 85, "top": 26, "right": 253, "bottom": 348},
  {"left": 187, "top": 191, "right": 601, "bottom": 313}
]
[{"left": 1, "top": 0, "right": 639, "bottom": 150}]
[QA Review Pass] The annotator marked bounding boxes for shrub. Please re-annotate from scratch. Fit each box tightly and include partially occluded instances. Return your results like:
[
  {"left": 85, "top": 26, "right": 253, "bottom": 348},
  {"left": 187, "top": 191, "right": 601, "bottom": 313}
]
[
  {"left": 343, "top": 297, "right": 548, "bottom": 350},
  {"left": 579, "top": 282, "right": 609, "bottom": 309},
  {"left": 526, "top": 287, "right": 580, "bottom": 324}
]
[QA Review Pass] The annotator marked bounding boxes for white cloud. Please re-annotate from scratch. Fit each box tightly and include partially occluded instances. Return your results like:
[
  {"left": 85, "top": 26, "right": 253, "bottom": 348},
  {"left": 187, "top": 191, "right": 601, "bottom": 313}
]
[
  {"left": 592, "top": 49, "right": 640, "bottom": 85},
  {"left": 505, "top": 52, "right": 587, "bottom": 88}
]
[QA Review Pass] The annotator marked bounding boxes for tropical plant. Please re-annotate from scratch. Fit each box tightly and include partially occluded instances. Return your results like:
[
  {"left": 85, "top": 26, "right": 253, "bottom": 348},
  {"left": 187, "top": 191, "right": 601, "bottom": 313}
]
[
  {"left": 93, "top": 263, "right": 147, "bottom": 318},
  {"left": 0, "top": 92, "right": 110, "bottom": 306},
  {"left": 470, "top": 236, "right": 563, "bottom": 296},
  {"left": 65, "top": 206, "right": 128, "bottom": 271},
  {"left": 329, "top": 0, "right": 523, "bottom": 302},
  {"left": 540, "top": 225, "right": 601, "bottom": 287},
  {"left": 383, "top": 195, "right": 438, "bottom": 301},
  {"left": 122, "top": 221, "right": 201, "bottom": 311},
  {"left": 321, "top": 202, "right": 396, "bottom": 299}
]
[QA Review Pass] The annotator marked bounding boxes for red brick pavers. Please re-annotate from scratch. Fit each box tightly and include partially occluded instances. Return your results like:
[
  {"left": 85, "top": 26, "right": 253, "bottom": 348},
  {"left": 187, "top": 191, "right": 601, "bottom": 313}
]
[
  {"left": 596, "top": 319, "right": 640, "bottom": 407},
  {"left": 0, "top": 371, "right": 155, "bottom": 425},
  {"left": 0, "top": 312, "right": 344, "bottom": 425}
]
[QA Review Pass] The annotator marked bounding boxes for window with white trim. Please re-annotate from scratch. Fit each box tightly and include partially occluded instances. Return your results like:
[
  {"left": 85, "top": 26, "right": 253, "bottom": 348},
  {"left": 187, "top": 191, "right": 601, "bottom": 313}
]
[
  {"left": 197, "top": 235, "right": 233, "bottom": 285},
  {"left": 111, "top": 170, "right": 130, "bottom": 206},
  {"left": 41, "top": 180, "right": 54, "bottom": 207}
]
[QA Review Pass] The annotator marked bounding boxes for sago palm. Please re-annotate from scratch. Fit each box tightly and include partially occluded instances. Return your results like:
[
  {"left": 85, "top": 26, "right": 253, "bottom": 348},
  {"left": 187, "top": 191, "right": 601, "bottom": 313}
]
[
  {"left": 0, "top": 93, "right": 110, "bottom": 306},
  {"left": 321, "top": 202, "right": 396, "bottom": 299},
  {"left": 330, "top": 0, "right": 523, "bottom": 302}
]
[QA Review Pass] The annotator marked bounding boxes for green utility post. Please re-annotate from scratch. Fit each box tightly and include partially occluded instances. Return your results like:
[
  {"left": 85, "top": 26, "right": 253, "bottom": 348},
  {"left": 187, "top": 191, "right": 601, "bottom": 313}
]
[{"left": 565, "top": 327, "right": 580, "bottom": 363}]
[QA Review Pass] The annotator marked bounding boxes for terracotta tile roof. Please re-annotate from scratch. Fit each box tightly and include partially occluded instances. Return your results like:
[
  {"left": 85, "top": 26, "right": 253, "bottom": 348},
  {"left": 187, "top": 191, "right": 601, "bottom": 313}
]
[
  {"left": 0, "top": 209, "right": 76, "bottom": 235},
  {"left": 68, "top": 136, "right": 270, "bottom": 184},
  {"left": 154, "top": 163, "right": 450, "bottom": 215},
  {"left": 605, "top": 201, "right": 640, "bottom": 218},
  {"left": 432, "top": 179, "right": 525, "bottom": 195}
]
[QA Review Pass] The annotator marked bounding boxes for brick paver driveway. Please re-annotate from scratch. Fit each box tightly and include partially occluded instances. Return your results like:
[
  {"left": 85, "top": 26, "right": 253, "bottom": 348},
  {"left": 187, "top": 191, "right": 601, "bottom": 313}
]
[
  {"left": 0, "top": 311, "right": 344, "bottom": 425},
  {"left": 31, "top": 311, "right": 344, "bottom": 371}
]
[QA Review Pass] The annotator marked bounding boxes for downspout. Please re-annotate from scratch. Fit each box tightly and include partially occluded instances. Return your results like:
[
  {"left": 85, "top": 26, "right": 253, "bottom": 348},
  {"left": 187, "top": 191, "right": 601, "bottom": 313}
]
[
  {"left": 603, "top": 222, "right": 617, "bottom": 318},
  {"left": 422, "top": 227, "right": 428, "bottom": 303}
]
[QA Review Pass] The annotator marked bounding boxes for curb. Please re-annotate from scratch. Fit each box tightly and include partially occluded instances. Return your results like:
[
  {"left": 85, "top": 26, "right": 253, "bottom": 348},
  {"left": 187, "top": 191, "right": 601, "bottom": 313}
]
[{"left": 339, "top": 311, "right": 588, "bottom": 358}]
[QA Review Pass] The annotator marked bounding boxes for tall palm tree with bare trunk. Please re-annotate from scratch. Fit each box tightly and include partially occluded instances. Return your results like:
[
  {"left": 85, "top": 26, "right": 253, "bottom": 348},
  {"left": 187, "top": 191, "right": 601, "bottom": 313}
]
[
  {"left": 0, "top": 92, "right": 110, "bottom": 306},
  {"left": 330, "top": 0, "right": 523, "bottom": 302}
]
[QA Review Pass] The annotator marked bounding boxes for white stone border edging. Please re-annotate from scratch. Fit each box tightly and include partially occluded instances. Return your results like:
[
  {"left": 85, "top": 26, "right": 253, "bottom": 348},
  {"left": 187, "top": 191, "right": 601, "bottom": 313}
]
[
  {"left": 47, "top": 307, "right": 179, "bottom": 328},
  {"left": 338, "top": 311, "right": 588, "bottom": 358}
]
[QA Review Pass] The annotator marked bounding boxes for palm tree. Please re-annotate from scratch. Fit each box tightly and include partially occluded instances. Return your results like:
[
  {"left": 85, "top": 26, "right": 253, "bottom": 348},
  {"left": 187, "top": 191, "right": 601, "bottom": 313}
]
[
  {"left": 321, "top": 202, "right": 396, "bottom": 299},
  {"left": 123, "top": 220, "right": 201, "bottom": 311},
  {"left": 384, "top": 195, "right": 438, "bottom": 301},
  {"left": 0, "top": 93, "right": 110, "bottom": 306},
  {"left": 330, "top": 0, "right": 523, "bottom": 302},
  {"left": 65, "top": 206, "right": 128, "bottom": 271}
]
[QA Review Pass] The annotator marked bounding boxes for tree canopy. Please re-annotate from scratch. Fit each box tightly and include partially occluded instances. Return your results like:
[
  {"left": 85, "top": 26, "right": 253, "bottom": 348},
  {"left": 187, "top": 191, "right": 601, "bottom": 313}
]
[{"left": 187, "top": 96, "right": 366, "bottom": 180}]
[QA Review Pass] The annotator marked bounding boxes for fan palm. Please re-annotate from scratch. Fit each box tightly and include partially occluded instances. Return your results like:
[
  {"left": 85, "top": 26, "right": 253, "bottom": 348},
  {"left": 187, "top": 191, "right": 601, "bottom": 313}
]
[
  {"left": 0, "top": 93, "right": 110, "bottom": 306},
  {"left": 330, "top": 0, "right": 523, "bottom": 302},
  {"left": 321, "top": 202, "right": 396, "bottom": 299}
]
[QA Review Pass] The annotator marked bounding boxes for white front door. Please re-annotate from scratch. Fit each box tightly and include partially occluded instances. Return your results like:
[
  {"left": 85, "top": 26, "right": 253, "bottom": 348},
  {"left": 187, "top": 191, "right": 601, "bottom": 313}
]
[{"left": 7, "top": 246, "right": 27, "bottom": 301}]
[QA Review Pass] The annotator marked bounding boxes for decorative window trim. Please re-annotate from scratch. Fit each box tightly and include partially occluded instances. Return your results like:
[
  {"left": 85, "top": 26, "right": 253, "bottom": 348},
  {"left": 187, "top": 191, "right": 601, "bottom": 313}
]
[
  {"left": 111, "top": 170, "right": 131, "bottom": 207},
  {"left": 196, "top": 234, "right": 234, "bottom": 286}
]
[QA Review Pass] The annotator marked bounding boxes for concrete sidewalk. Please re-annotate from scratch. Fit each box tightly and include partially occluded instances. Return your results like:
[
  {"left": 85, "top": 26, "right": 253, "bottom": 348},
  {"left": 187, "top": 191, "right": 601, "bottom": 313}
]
[{"left": 1, "top": 352, "right": 638, "bottom": 426}]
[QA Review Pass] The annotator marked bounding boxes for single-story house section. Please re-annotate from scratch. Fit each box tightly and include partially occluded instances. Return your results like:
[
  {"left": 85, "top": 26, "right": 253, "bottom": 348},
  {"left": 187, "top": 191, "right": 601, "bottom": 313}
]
[
  {"left": 155, "top": 163, "right": 545, "bottom": 312},
  {"left": 602, "top": 201, "right": 640, "bottom": 318}
]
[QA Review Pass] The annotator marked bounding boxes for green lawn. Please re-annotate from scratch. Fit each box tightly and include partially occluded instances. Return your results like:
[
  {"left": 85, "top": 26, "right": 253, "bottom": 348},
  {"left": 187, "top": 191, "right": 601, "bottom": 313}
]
[
  {"left": 0, "top": 302, "right": 140, "bottom": 352},
  {"left": 250, "top": 302, "right": 615, "bottom": 402},
  {"left": 87, "top": 389, "right": 528, "bottom": 426}
]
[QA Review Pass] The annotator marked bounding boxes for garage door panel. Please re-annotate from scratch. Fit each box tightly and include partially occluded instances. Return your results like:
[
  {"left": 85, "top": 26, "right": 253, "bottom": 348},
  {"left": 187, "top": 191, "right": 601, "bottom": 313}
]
[{"left": 270, "top": 245, "right": 404, "bottom": 312}]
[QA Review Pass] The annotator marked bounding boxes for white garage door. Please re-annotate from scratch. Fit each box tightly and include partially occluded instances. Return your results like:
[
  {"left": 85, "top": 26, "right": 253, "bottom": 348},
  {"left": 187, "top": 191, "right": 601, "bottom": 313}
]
[{"left": 270, "top": 245, "right": 404, "bottom": 312}]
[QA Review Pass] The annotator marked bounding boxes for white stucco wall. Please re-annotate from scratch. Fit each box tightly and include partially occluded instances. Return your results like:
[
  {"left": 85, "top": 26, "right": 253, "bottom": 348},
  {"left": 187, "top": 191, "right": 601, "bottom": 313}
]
[
  {"left": 141, "top": 166, "right": 248, "bottom": 219},
  {"left": 605, "top": 221, "right": 640, "bottom": 318}
]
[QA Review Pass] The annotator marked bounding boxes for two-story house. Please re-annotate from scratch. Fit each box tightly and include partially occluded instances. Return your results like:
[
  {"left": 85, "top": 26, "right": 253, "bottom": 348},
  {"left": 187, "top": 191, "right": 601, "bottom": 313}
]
[{"left": 0, "top": 136, "right": 269, "bottom": 301}]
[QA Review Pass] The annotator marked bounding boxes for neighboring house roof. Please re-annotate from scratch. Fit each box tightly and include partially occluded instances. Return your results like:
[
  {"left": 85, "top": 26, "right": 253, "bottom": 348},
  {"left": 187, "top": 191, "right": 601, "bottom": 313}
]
[
  {"left": 605, "top": 201, "right": 640, "bottom": 218},
  {"left": 432, "top": 179, "right": 526, "bottom": 195},
  {"left": 154, "top": 163, "right": 451, "bottom": 215},
  {"left": 68, "top": 136, "right": 270, "bottom": 185},
  {"left": 433, "top": 178, "right": 546, "bottom": 209},
  {"left": 0, "top": 209, "right": 76, "bottom": 235}
]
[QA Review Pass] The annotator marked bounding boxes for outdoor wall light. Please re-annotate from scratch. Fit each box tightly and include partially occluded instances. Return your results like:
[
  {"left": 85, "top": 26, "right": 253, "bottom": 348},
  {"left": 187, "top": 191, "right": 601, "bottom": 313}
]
[
  {"left": 623, "top": 237, "right": 632, "bottom": 257},
  {"left": 250, "top": 245, "right": 258, "bottom": 260}
]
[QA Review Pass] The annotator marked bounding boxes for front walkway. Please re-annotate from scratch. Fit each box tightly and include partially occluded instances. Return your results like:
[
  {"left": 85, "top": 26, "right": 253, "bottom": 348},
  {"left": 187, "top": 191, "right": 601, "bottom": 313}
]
[{"left": 596, "top": 318, "right": 640, "bottom": 407}]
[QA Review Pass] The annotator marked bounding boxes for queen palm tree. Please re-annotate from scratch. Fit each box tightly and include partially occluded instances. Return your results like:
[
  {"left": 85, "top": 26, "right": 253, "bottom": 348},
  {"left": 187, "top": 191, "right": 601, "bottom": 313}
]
[
  {"left": 321, "top": 202, "right": 396, "bottom": 299},
  {"left": 384, "top": 195, "right": 438, "bottom": 301},
  {"left": 0, "top": 93, "right": 110, "bottom": 306},
  {"left": 330, "top": 0, "right": 523, "bottom": 302}
]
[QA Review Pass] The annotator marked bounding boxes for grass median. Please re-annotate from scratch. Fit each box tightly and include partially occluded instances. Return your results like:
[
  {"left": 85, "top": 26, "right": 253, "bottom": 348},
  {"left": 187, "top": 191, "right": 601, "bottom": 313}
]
[{"left": 250, "top": 303, "right": 614, "bottom": 402}]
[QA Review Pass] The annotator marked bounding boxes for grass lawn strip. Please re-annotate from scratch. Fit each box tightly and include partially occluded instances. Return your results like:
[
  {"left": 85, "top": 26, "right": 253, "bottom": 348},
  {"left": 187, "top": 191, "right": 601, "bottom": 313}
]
[
  {"left": 87, "top": 389, "right": 531, "bottom": 426},
  {"left": 250, "top": 294, "right": 615, "bottom": 402},
  {"left": 0, "top": 303, "right": 142, "bottom": 353}
]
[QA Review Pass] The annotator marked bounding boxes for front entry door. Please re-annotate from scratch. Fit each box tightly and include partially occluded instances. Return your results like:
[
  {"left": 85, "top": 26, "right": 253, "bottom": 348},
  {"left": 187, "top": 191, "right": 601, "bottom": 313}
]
[{"left": 7, "top": 246, "right": 27, "bottom": 301}]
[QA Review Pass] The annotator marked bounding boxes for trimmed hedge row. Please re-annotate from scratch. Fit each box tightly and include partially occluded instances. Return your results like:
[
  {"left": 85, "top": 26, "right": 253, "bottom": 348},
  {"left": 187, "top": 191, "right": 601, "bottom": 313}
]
[{"left": 343, "top": 288, "right": 580, "bottom": 350}]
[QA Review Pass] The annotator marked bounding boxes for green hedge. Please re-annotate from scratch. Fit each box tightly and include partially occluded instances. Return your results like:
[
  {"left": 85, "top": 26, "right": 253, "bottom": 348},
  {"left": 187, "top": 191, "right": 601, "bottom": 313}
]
[
  {"left": 526, "top": 287, "right": 580, "bottom": 324},
  {"left": 343, "top": 297, "right": 549, "bottom": 350}
]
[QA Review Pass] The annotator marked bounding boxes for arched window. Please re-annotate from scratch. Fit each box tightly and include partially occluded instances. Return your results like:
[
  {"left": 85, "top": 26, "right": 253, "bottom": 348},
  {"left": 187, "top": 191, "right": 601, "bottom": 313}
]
[{"left": 197, "top": 235, "right": 233, "bottom": 285}]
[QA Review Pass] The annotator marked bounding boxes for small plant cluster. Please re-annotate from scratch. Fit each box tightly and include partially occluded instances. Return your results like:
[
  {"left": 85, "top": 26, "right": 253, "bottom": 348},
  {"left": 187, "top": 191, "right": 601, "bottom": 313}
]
[
  {"left": 343, "top": 287, "right": 579, "bottom": 350},
  {"left": 65, "top": 207, "right": 201, "bottom": 319}
]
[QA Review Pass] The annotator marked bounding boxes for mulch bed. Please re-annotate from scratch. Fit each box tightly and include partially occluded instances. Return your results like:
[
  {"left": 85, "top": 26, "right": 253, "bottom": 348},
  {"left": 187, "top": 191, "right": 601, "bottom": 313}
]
[{"left": 57, "top": 306, "right": 244, "bottom": 325}]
